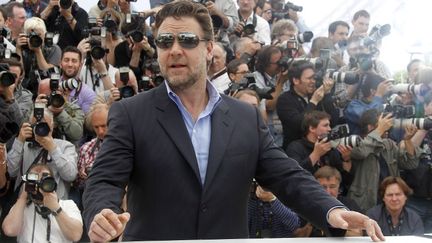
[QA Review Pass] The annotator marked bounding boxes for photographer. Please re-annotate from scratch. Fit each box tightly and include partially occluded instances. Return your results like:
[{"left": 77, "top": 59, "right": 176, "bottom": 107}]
[
  {"left": 344, "top": 72, "right": 391, "bottom": 135},
  {"left": 37, "top": 78, "right": 85, "bottom": 144},
  {"left": 348, "top": 109, "right": 419, "bottom": 211},
  {"left": 285, "top": 111, "right": 354, "bottom": 195},
  {"left": 98, "top": 9, "right": 124, "bottom": 66},
  {"left": 78, "top": 37, "right": 116, "bottom": 94},
  {"left": 232, "top": 36, "right": 262, "bottom": 71},
  {"left": 15, "top": 17, "right": 61, "bottom": 95},
  {"left": 235, "top": 0, "right": 270, "bottom": 45},
  {"left": 114, "top": 14, "right": 155, "bottom": 80},
  {"left": 4, "top": 2, "right": 26, "bottom": 43},
  {"left": 58, "top": 46, "right": 96, "bottom": 114},
  {"left": 6, "top": 106, "right": 78, "bottom": 200},
  {"left": 88, "top": 0, "right": 119, "bottom": 18},
  {"left": 40, "top": 0, "right": 88, "bottom": 49},
  {"left": 350, "top": 10, "right": 370, "bottom": 38},
  {"left": 209, "top": 42, "right": 231, "bottom": 93},
  {"left": 277, "top": 60, "right": 338, "bottom": 149},
  {"left": 2, "top": 163, "right": 82, "bottom": 242}
]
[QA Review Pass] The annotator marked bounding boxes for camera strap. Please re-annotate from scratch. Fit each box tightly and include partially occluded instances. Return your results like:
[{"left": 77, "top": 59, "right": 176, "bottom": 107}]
[
  {"left": 238, "top": 10, "right": 257, "bottom": 27},
  {"left": 15, "top": 149, "right": 48, "bottom": 196},
  {"left": 34, "top": 204, "right": 52, "bottom": 242}
]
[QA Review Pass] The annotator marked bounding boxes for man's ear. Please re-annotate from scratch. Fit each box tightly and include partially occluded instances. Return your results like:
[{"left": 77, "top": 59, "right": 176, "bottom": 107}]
[{"left": 206, "top": 41, "right": 214, "bottom": 63}]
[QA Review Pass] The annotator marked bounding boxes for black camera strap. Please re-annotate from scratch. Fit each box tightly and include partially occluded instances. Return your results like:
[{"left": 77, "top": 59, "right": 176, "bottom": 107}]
[
  {"left": 238, "top": 10, "right": 257, "bottom": 27},
  {"left": 15, "top": 149, "right": 48, "bottom": 196},
  {"left": 34, "top": 203, "right": 52, "bottom": 242}
]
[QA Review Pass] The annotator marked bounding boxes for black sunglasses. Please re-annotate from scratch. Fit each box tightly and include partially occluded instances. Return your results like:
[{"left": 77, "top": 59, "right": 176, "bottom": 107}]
[{"left": 155, "top": 32, "right": 208, "bottom": 49}]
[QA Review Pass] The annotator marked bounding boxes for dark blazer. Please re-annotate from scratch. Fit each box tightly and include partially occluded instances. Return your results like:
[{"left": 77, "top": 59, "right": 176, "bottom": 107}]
[{"left": 83, "top": 83, "right": 344, "bottom": 240}]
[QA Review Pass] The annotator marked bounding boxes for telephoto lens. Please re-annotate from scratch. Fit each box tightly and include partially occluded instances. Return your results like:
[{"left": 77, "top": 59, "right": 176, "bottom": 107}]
[{"left": 0, "top": 71, "right": 16, "bottom": 87}]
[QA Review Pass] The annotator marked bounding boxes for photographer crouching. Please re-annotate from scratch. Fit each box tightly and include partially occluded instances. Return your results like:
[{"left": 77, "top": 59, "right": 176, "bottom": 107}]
[{"left": 2, "top": 163, "right": 82, "bottom": 242}]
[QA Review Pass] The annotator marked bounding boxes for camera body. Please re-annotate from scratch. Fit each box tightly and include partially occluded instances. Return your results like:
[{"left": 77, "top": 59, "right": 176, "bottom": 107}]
[
  {"left": 225, "top": 73, "right": 274, "bottom": 100},
  {"left": 118, "top": 66, "right": 135, "bottom": 99},
  {"left": 319, "top": 124, "right": 362, "bottom": 148},
  {"left": 384, "top": 104, "right": 415, "bottom": 118},
  {"left": 28, "top": 30, "right": 43, "bottom": 49},
  {"left": 0, "top": 63, "right": 16, "bottom": 87},
  {"left": 24, "top": 172, "right": 57, "bottom": 195},
  {"left": 26, "top": 103, "right": 50, "bottom": 143},
  {"left": 88, "top": 38, "right": 107, "bottom": 60}
]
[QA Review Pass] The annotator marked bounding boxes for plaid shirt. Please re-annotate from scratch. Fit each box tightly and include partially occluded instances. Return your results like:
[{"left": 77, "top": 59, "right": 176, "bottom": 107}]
[{"left": 76, "top": 138, "right": 101, "bottom": 188}]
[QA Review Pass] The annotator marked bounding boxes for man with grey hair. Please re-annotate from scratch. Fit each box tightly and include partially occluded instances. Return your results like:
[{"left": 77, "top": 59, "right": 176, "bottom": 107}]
[
  {"left": 7, "top": 105, "right": 78, "bottom": 200},
  {"left": 271, "top": 19, "right": 298, "bottom": 44},
  {"left": 209, "top": 42, "right": 231, "bottom": 93}
]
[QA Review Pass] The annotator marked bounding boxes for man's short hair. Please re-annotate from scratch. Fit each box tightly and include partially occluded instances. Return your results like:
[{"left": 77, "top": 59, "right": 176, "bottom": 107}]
[
  {"left": 314, "top": 166, "right": 342, "bottom": 183},
  {"left": 406, "top": 59, "right": 422, "bottom": 73},
  {"left": 271, "top": 19, "right": 297, "bottom": 40},
  {"left": 234, "top": 89, "right": 260, "bottom": 103},
  {"left": 379, "top": 176, "right": 413, "bottom": 200},
  {"left": 232, "top": 37, "right": 251, "bottom": 55},
  {"left": 61, "top": 46, "right": 82, "bottom": 62},
  {"left": 23, "top": 17, "right": 47, "bottom": 35},
  {"left": 288, "top": 60, "right": 314, "bottom": 87},
  {"left": 1, "top": 58, "right": 24, "bottom": 76},
  {"left": 360, "top": 72, "right": 385, "bottom": 97},
  {"left": 255, "top": 45, "right": 280, "bottom": 74},
  {"left": 352, "top": 10, "right": 370, "bottom": 21},
  {"left": 359, "top": 108, "right": 379, "bottom": 136},
  {"left": 155, "top": 0, "right": 214, "bottom": 42},
  {"left": 310, "top": 37, "right": 334, "bottom": 57},
  {"left": 328, "top": 20, "right": 350, "bottom": 35},
  {"left": 5, "top": 1, "right": 24, "bottom": 19},
  {"left": 85, "top": 102, "right": 109, "bottom": 132},
  {"left": 301, "top": 110, "right": 331, "bottom": 136},
  {"left": 227, "top": 59, "right": 246, "bottom": 75}
]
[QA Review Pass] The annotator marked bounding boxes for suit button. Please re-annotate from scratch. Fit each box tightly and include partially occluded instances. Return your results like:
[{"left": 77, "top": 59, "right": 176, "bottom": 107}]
[{"left": 201, "top": 204, "right": 207, "bottom": 213}]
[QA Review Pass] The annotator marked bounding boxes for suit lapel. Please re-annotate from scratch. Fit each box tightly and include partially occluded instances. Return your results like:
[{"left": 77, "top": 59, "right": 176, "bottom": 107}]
[
  {"left": 154, "top": 84, "right": 202, "bottom": 185},
  {"left": 203, "top": 99, "right": 234, "bottom": 192}
]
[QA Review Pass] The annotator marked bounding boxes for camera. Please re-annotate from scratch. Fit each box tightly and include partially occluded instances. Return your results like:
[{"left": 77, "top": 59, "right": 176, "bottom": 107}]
[
  {"left": 24, "top": 172, "right": 57, "bottom": 195},
  {"left": 0, "top": 63, "right": 16, "bottom": 87},
  {"left": 384, "top": 104, "right": 415, "bottom": 118},
  {"left": 364, "top": 24, "right": 391, "bottom": 46},
  {"left": 82, "top": 27, "right": 102, "bottom": 39},
  {"left": 271, "top": 0, "right": 302, "bottom": 20},
  {"left": 28, "top": 30, "right": 43, "bottom": 48},
  {"left": 297, "top": 31, "right": 313, "bottom": 44},
  {"left": 192, "top": 0, "right": 211, "bottom": 4},
  {"left": 119, "top": 67, "right": 135, "bottom": 99},
  {"left": 242, "top": 24, "right": 256, "bottom": 36},
  {"left": 44, "top": 32, "right": 55, "bottom": 48},
  {"left": 103, "top": 12, "right": 118, "bottom": 33},
  {"left": 60, "top": 78, "right": 79, "bottom": 91},
  {"left": 47, "top": 70, "right": 65, "bottom": 108},
  {"left": 391, "top": 83, "right": 430, "bottom": 98},
  {"left": 392, "top": 117, "right": 432, "bottom": 130},
  {"left": 60, "top": 0, "right": 72, "bottom": 9},
  {"left": 129, "top": 30, "right": 144, "bottom": 43},
  {"left": 225, "top": 73, "right": 274, "bottom": 100},
  {"left": 26, "top": 103, "right": 50, "bottom": 143},
  {"left": 319, "top": 124, "right": 362, "bottom": 148},
  {"left": 88, "top": 38, "right": 107, "bottom": 60}
]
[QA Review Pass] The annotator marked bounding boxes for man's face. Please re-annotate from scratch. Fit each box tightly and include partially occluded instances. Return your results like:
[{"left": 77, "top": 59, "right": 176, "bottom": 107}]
[
  {"left": 157, "top": 16, "right": 213, "bottom": 91},
  {"left": 8, "top": 6, "right": 26, "bottom": 32},
  {"left": 311, "top": 118, "right": 331, "bottom": 138},
  {"left": 92, "top": 110, "right": 108, "bottom": 140},
  {"left": 293, "top": 68, "right": 316, "bottom": 97},
  {"left": 329, "top": 25, "right": 349, "bottom": 44},
  {"left": 261, "top": 3, "right": 272, "bottom": 22},
  {"left": 383, "top": 183, "right": 407, "bottom": 213},
  {"left": 317, "top": 176, "right": 340, "bottom": 198},
  {"left": 210, "top": 45, "right": 226, "bottom": 74},
  {"left": 60, "top": 52, "right": 82, "bottom": 79},
  {"left": 238, "top": 0, "right": 255, "bottom": 14},
  {"left": 265, "top": 51, "right": 282, "bottom": 76},
  {"left": 230, "top": 63, "right": 249, "bottom": 83},
  {"left": 239, "top": 37, "right": 262, "bottom": 57},
  {"left": 408, "top": 61, "right": 422, "bottom": 82},
  {"left": 352, "top": 16, "right": 370, "bottom": 36}
]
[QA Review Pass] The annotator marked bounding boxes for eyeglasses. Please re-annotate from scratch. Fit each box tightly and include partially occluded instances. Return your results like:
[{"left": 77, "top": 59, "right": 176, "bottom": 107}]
[
  {"left": 155, "top": 32, "right": 208, "bottom": 49},
  {"left": 235, "top": 71, "right": 249, "bottom": 75}
]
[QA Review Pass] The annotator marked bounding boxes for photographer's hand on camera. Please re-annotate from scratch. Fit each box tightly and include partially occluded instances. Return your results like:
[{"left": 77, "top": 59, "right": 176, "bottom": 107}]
[
  {"left": 2, "top": 83, "right": 16, "bottom": 104},
  {"left": 35, "top": 133, "right": 57, "bottom": 153},
  {"left": 375, "top": 79, "right": 392, "bottom": 98},
  {"left": 376, "top": 113, "right": 393, "bottom": 136},
  {"left": 205, "top": 1, "right": 229, "bottom": 29},
  {"left": 309, "top": 138, "right": 332, "bottom": 165},
  {"left": 233, "top": 22, "right": 245, "bottom": 37},
  {"left": 17, "top": 123, "right": 33, "bottom": 143},
  {"left": 77, "top": 38, "right": 91, "bottom": 59},
  {"left": 42, "top": 190, "right": 60, "bottom": 212},
  {"left": 322, "top": 76, "right": 335, "bottom": 94},
  {"left": 310, "top": 85, "right": 325, "bottom": 105},
  {"left": 109, "top": 87, "right": 120, "bottom": 104}
]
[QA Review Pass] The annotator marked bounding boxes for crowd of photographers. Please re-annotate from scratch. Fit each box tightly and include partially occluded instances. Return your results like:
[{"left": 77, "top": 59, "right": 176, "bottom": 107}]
[{"left": 0, "top": 0, "right": 430, "bottom": 241}]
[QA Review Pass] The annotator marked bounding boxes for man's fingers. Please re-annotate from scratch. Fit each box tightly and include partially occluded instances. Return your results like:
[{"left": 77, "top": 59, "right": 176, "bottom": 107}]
[
  {"left": 118, "top": 212, "right": 130, "bottom": 225},
  {"left": 102, "top": 209, "right": 123, "bottom": 231},
  {"left": 90, "top": 220, "right": 113, "bottom": 242},
  {"left": 92, "top": 210, "right": 120, "bottom": 238},
  {"left": 88, "top": 226, "right": 109, "bottom": 243}
]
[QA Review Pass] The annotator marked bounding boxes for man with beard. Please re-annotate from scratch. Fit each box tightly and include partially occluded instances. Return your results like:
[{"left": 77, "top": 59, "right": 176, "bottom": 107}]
[
  {"left": 59, "top": 46, "right": 96, "bottom": 115},
  {"left": 82, "top": 1, "right": 385, "bottom": 242}
]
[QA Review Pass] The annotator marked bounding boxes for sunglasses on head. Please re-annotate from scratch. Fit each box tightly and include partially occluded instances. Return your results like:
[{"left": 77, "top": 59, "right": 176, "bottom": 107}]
[{"left": 155, "top": 32, "right": 208, "bottom": 49}]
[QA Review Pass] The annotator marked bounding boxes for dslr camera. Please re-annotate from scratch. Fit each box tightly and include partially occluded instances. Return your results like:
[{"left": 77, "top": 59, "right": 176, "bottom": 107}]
[
  {"left": 26, "top": 103, "right": 50, "bottom": 143},
  {"left": 0, "top": 63, "right": 16, "bottom": 87},
  {"left": 24, "top": 172, "right": 57, "bottom": 194},
  {"left": 46, "top": 70, "right": 65, "bottom": 108},
  {"left": 319, "top": 124, "right": 362, "bottom": 148},
  {"left": 225, "top": 73, "right": 274, "bottom": 100},
  {"left": 118, "top": 66, "right": 135, "bottom": 99}
]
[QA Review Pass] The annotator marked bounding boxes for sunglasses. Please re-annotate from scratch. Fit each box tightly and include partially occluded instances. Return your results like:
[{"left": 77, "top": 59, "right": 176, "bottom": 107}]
[{"left": 155, "top": 32, "right": 208, "bottom": 49}]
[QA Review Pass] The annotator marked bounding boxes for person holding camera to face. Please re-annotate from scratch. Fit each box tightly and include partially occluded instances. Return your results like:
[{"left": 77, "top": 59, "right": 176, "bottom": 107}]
[
  {"left": 36, "top": 77, "right": 85, "bottom": 144},
  {"left": 2, "top": 163, "right": 82, "bottom": 242},
  {"left": 15, "top": 17, "right": 61, "bottom": 95},
  {"left": 234, "top": 0, "right": 270, "bottom": 45},
  {"left": 6, "top": 106, "right": 78, "bottom": 201},
  {"left": 40, "top": 0, "right": 88, "bottom": 49}
]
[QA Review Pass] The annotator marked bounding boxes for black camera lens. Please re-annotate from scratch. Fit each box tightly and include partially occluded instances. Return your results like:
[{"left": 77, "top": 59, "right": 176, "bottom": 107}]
[
  {"left": 119, "top": 86, "right": 135, "bottom": 99},
  {"left": 60, "top": 0, "right": 72, "bottom": 9},
  {"left": 29, "top": 34, "right": 43, "bottom": 48},
  {"left": 130, "top": 31, "right": 144, "bottom": 43},
  {"left": 34, "top": 122, "right": 50, "bottom": 137},
  {"left": 104, "top": 19, "right": 117, "bottom": 33},
  {"left": 0, "top": 71, "right": 15, "bottom": 87},
  {"left": 40, "top": 177, "right": 57, "bottom": 192},
  {"left": 49, "top": 93, "right": 65, "bottom": 108},
  {"left": 243, "top": 24, "right": 256, "bottom": 36},
  {"left": 90, "top": 46, "right": 106, "bottom": 59}
]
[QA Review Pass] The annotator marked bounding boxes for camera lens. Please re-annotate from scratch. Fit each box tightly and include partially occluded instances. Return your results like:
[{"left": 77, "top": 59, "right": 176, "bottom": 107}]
[
  {"left": 60, "top": 0, "right": 72, "bottom": 9},
  {"left": 104, "top": 19, "right": 117, "bottom": 32},
  {"left": 29, "top": 35, "right": 43, "bottom": 48},
  {"left": 90, "top": 46, "right": 105, "bottom": 59},
  {"left": 34, "top": 122, "right": 50, "bottom": 137},
  {"left": 130, "top": 31, "right": 144, "bottom": 43},
  {"left": 119, "top": 86, "right": 135, "bottom": 99},
  {"left": 243, "top": 24, "right": 256, "bottom": 36},
  {"left": 0, "top": 71, "right": 15, "bottom": 87},
  {"left": 49, "top": 94, "right": 65, "bottom": 108},
  {"left": 40, "top": 177, "right": 57, "bottom": 192}
]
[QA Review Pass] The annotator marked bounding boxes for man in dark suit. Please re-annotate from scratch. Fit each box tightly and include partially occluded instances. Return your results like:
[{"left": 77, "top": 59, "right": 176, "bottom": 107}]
[{"left": 82, "top": 1, "right": 385, "bottom": 242}]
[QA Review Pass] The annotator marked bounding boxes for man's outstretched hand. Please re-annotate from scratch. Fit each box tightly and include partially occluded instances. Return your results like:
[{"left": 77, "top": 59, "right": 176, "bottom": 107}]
[{"left": 88, "top": 208, "right": 130, "bottom": 242}]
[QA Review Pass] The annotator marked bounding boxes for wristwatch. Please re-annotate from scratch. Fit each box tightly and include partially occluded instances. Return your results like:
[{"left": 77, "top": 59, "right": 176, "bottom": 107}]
[
  {"left": 52, "top": 206, "right": 63, "bottom": 217},
  {"left": 99, "top": 72, "right": 108, "bottom": 78}
]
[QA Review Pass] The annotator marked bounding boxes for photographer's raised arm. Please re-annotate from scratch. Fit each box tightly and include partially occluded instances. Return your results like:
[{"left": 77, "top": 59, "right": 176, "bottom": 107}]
[{"left": 2, "top": 190, "right": 27, "bottom": 237}]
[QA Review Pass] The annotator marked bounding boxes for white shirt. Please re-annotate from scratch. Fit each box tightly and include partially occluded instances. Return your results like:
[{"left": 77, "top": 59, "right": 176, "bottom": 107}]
[
  {"left": 210, "top": 69, "right": 231, "bottom": 94},
  {"left": 18, "top": 200, "right": 82, "bottom": 243},
  {"left": 79, "top": 64, "right": 117, "bottom": 94},
  {"left": 242, "top": 12, "right": 271, "bottom": 45}
]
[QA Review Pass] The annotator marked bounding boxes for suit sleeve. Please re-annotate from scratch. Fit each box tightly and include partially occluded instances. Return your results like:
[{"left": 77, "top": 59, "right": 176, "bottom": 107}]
[
  {"left": 82, "top": 101, "right": 134, "bottom": 229},
  {"left": 253, "top": 106, "right": 344, "bottom": 234}
]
